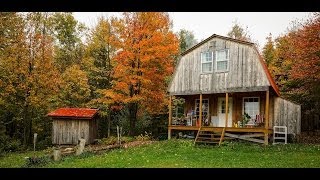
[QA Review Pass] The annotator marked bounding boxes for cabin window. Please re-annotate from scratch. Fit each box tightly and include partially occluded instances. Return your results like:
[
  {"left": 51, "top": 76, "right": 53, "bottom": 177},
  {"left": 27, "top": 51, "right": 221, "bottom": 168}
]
[
  {"left": 243, "top": 97, "right": 260, "bottom": 120},
  {"left": 220, "top": 100, "right": 230, "bottom": 113},
  {"left": 195, "top": 99, "right": 209, "bottom": 120},
  {"left": 201, "top": 52, "right": 213, "bottom": 73},
  {"left": 215, "top": 49, "right": 229, "bottom": 72}
]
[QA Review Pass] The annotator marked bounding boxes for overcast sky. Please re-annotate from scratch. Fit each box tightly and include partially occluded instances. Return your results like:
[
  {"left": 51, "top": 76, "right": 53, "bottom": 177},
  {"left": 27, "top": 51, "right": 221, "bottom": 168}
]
[{"left": 73, "top": 12, "right": 311, "bottom": 49}]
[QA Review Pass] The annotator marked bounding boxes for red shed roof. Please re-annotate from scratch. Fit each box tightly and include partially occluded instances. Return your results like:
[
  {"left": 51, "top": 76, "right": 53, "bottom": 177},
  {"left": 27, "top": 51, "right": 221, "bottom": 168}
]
[{"left": 47, "top": 108, "right": 99, "bottom": 119}]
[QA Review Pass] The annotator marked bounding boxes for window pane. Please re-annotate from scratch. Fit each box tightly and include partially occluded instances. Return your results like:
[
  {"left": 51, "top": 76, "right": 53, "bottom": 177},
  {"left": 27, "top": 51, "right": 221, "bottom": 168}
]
[
  {"left": 202, "top": 63, "right": 212, "bottom": 72},
  {"left": 202, "top": 52, "right": 212, "bottom": 63},
  {"left": 217, "top": 61, "right": 227, "bottom": 71},
  {"left": 207, "top": 52, "right": 212, "bottom": 62},
  {"left": 201, "top": 53, "right": 204, "bottom": 62},
  {"left": 216, "top": 51, "right": 225, "bottom": 60},
  {"left": 225, "top": 50, "right": 229, "bottom": 59},
  {"left": 244, "top": 98, "right": 260, "bottom": 120}
]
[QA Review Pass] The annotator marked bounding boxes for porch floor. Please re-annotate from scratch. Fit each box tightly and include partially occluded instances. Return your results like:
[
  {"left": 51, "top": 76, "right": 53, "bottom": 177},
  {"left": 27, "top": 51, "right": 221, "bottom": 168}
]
[{"left": 168, "top": 125, "right": 273, "bottom": 134}]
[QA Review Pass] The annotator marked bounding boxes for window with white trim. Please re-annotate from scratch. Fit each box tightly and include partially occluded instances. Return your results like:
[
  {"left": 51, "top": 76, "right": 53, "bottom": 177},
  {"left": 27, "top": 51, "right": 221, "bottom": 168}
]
[
  {"left": 215, "top": 49, "right": 229, "bottom": 72},
  {"left": 243, "top": 97, "right": 260, "bottom": 120},
  {"left": 201, "top": 52, "right": 213, "bottom": 73},
  {"left": 195, "top": 99, "right": 209, "bottom": 120}
]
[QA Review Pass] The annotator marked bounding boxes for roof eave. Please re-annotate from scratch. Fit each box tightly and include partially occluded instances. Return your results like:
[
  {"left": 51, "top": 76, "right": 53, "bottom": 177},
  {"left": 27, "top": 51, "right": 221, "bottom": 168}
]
[{"left": 181, "top": 34, "right": 254, "bottom": 56}]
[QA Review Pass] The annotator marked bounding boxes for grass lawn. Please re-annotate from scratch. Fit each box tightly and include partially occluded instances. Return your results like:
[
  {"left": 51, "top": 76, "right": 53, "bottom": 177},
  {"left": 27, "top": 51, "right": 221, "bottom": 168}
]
[{"left": 1, "top": 139, "right": 320, "bottom": 168}]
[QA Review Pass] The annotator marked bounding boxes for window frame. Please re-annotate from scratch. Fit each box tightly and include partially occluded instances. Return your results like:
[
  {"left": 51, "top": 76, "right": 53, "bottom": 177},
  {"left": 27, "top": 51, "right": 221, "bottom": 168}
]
[
  {"left": 200, "top": 51, "right": 214, "bottom": 74},
  {"left": 242, "top": 97, "right": 260, "bottom": 120},
  {"left": 194, "top": 98, "right": 210, "bottom": 120},
  {"left": 215, "top": 49, "right": 230, "bottom": 73}
]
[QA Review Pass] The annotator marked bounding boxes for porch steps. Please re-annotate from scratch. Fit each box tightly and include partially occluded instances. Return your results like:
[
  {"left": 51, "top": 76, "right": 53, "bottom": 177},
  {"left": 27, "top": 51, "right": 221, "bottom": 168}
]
[{"left": 194, "top": 127, "right": 226, "bottom": 146}]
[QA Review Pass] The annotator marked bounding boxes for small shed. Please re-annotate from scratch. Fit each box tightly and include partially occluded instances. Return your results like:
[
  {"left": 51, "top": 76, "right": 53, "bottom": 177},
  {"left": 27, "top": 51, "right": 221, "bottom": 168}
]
[{"left": 48, "top": 108, "right": 99, "bottom": 145}]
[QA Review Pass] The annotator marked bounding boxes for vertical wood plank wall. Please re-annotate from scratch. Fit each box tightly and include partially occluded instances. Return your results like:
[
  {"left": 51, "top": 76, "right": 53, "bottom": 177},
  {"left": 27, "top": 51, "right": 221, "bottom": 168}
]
[
  {"left": 52, "top": 119, "right": 96, "bottom": 145},
  {"left": 274, "top": 97, "right": 301, "bottom": 135}
]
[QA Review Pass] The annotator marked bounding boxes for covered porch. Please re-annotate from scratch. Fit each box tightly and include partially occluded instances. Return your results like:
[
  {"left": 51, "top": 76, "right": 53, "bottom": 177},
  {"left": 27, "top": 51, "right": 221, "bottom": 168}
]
[{"left": 168, "top": 90, "right": 273, "bottom": 145}]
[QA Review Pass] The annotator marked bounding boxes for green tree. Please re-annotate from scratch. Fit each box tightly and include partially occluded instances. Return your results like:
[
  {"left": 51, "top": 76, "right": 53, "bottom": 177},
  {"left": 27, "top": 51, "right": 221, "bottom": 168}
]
[
  {"left": 49, "top": 12, "right": 87, "bottom": 72},
  {"left": 175, "top": 29, "right": 198, "bottom": 66},
  {"left": 84, "top": 16, "right": 118, "bottom": 137},
  {"left": 262, "top": 33, "right": 276, "bottom": 68},
  {"left": 227, "top": 20, "right": 252, "bottom": 42},
  {"left": 177, "top": 29, "right": 198, "bottom": 53}
]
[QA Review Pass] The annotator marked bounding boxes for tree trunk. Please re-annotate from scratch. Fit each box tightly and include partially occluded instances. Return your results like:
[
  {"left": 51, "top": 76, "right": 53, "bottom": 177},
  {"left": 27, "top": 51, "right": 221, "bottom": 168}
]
[
  {"left": 128, "top": 103, "right": 138, "bottom": 136},
  {"left": 107, "top": 111, "right": 111, "bottom": 137},
  {"left": 23, "top": 104, "right": 29, "bottom": 146}
]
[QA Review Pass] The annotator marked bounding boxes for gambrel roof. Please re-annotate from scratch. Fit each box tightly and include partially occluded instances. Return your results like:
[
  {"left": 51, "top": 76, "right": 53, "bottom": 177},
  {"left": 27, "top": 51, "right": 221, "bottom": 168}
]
[{"left": 168, "top": 34, "right": 280, "bottom": 96}]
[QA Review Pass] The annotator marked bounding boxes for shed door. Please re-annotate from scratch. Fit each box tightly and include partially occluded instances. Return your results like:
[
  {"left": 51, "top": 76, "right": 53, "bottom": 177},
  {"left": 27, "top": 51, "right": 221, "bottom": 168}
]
[{"left": 217, "top": 97, "right": 233, "bottom": 127}]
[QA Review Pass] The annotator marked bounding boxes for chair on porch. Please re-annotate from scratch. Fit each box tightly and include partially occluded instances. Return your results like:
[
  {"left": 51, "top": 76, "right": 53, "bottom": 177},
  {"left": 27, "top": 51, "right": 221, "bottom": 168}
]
[{"left": 254, "top": 114, "right": 265, "bottom": 127}]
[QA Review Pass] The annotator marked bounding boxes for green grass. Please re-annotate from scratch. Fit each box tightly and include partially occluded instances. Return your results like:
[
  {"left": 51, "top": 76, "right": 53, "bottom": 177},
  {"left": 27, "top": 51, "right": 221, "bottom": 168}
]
[
  {"left": 0, "top": 150, "right": 46, "bottom": 168},
  {"left": 1, "top": 140, "right": 320, "bottom": 168}
]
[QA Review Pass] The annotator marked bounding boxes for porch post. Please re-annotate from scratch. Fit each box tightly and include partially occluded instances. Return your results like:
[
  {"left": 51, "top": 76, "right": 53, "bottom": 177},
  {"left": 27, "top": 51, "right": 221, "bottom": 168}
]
[
  {"left": 225, "top": 93, "right": 229, "bottom": 127},
  {"left": 168, "top": 95, "right": 172, "bottom": 140},
  {"left": 199, "top": 94, "right": 203, "bottom": 127},
  {"left": 264, "top": 90, "right": 270, "bottom": 145}
]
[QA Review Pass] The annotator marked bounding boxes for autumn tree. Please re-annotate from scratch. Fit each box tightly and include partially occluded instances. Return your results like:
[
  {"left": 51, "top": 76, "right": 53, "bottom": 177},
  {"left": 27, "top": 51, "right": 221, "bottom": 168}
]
[
  {"left": 59, "top": 65, "right": 91, "bottom": 107},
  {"left": 265, "top": 13, "right": 320, "bottom": 131},
  {"left": 100, "top": 12, "right": 179, "bottom": 136},
  {"left": 287, "top": 13, "right": 320, "bottom": 130},
  {"left": 0, "top": 12, "right": 27, "bottom": 145},
  {"left": 0, "top": 12, "right": 61, "bottom": 146},
  {"left": 83, "top": 16, "right": 118, "bottom": 137}
]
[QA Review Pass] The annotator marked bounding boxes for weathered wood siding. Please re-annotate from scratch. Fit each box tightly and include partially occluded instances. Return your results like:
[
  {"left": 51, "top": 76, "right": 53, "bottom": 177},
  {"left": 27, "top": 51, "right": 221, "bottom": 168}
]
[
  {"left": 89, "top": 119, "right": 98, "bottom": 143},
  {"left": 52, "top": 119, "right": 95, "bottom": 145},
  {"left": 169, "top": 38, "right": 270, "bottom": 95},
  {"left": 274, "top": 97, "right": 301, "bottom": 135}
]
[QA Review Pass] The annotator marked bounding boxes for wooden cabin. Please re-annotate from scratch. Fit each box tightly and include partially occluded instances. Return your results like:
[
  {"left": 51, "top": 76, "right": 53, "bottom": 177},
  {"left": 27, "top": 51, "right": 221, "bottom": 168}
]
[
  {"left": 48, "top": 108, "right": 99, "bottom": 145},
  {"left": 168, "top": 34, "right": 301, "bottom": 145}
]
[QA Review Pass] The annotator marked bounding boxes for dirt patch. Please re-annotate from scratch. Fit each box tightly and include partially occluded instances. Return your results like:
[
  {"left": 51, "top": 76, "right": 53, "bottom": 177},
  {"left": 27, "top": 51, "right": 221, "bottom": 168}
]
[{"left": 296, "top": 131, "right": 320, "bottom": 144}]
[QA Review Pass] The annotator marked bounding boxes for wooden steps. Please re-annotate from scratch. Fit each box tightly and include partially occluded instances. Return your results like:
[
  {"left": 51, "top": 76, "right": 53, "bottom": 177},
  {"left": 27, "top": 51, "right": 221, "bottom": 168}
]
[{"left": 194, "top": 127, "right": 226, "bottom": 146}]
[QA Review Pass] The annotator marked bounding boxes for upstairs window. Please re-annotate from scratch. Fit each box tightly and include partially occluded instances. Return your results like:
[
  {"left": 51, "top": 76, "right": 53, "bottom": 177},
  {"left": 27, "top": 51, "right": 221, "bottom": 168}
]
[
  {"left": 201, "top": 52, "right": 213, "bottom": 73},
  {"left": 215, "top": 49, "right": 229, "bottom": 72}
]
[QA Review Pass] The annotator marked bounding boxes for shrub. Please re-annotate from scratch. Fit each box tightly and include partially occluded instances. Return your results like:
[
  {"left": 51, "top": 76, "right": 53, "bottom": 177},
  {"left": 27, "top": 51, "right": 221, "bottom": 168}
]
[
  {"left": 135, "top": 132, "right": 152, "bottom": 141},
  {"left": 22, "top": 156, "right": 51, "bottom": 168},
  {"left": 121, "top": 136, "right": 135, "bottom": 143},
  {"left": 0, "top": 136, "right": 22, "bottom": 154},
  {"left": 97, "top": 136, "right": 118, "bottom": 145}
]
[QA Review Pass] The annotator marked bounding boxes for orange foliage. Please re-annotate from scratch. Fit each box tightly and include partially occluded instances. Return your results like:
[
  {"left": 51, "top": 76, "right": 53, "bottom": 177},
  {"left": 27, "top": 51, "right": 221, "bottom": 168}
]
[
  {"left": 289, "top": 14, "right": 320, "bottom": 85},
  {"left": 108, "top": 12, "right": 179, "bottom": 115}
]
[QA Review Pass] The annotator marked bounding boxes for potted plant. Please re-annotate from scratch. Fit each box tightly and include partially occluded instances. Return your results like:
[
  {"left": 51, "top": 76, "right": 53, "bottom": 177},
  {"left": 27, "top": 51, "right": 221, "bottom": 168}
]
[{"left": 240, "top": 113, "right": 251, "bottom": 127}]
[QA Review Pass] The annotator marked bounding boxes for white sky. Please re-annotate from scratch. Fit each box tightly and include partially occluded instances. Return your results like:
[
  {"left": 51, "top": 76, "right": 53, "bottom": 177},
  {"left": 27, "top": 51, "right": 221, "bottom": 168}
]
[{"left": 73, "top": 12, "right": 311, "bottom": 49}]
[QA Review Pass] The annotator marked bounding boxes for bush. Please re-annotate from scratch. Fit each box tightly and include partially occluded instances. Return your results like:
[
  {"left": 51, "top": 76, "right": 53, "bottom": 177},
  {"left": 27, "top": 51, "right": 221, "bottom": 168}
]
[
  {"left": 22, "top": 156, "right": 51, "bottom": 168},
  {"left": 36, "top": 136, "right": 52, "bottom": 150},
  {"left": 0, "top": 136, "right": 22, "bottom": 155},
  {"left": 135, "top": 132, "right": 152, "bottom": 141},
  {"left": 97, "top": 136, "right": 136, "bottom": 145},
  {"left": 97, "top": 136, "right": 118, "bottom": 145},
  {"left": 120, "top": 136, "right": 135, "bottom": 143}
]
